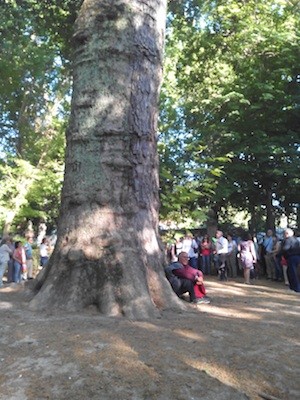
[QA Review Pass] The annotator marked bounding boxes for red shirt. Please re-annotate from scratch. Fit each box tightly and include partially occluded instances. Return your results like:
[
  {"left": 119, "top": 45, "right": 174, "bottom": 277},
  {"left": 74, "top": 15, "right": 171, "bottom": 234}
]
[
  {"left": 201, "top": 240, "right": 211, "bottom": 256},
  {"left": 173, "top": 264, "right": 203, "bottom": 281}
]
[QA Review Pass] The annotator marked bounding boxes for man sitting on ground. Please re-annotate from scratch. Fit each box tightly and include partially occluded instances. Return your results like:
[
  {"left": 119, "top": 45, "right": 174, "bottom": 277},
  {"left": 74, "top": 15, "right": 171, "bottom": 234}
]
[{"left": 165, "top": 252, "right": 210, "bottom": 304}]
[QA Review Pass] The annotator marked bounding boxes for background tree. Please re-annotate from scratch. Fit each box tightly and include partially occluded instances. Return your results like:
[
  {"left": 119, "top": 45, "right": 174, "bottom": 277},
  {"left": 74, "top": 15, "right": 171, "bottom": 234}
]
[
  {"left": 160, "top": 0, "right": 300, "bottom": 231},
  {"left": 0, "top": 0, "right": 74, "bottom": 233}
]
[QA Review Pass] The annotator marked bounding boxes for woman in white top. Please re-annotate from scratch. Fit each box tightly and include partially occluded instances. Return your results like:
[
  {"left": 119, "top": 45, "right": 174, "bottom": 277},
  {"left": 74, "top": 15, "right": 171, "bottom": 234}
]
[{"left": 39, "top": 237, "right": 49, "bottom": 267}]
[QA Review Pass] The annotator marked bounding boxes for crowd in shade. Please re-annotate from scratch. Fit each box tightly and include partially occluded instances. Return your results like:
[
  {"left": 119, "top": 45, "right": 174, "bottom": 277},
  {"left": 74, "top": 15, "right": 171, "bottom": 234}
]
[{"left": 165, "top": 227, "right": 300, "bottom": 305}]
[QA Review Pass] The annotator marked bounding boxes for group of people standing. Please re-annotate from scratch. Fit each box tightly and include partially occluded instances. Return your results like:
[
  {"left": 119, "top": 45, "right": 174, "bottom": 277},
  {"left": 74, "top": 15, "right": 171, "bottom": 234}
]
[
  {"left": 0, "top": 235, "right": 50, "bottom": 288},
  {"left": 166, "top": 228, "right": 300, "bottom": 293},
  {"left": 261, "top": 228, "right": 300, "bottom": 293}
]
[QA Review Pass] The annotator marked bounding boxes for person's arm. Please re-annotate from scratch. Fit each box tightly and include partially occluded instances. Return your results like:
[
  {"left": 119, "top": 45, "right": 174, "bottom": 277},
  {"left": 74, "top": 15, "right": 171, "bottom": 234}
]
[
  {"left": 4, "top": 244, "right": 13, "bottom": 256},
  {"left": 195, "top": 270, "right": 204, "bottom": 285},
  {"left": 173, "top": 266, "right": 197, "bottom": 281},
  {"left": 233, "top": 241, "right": 238, "bottom": 253},
  {"left": 21, "top": 248, "right": 27, "bottom": 265},
  {"left": 276, "top": 239, "right": 285, "bottom": 258},
  {"left": 250, "top": 241, "right": 257, "bottom": 263},
  {"left": 272, "top": 241, "right": 280, "bottom": 256}
]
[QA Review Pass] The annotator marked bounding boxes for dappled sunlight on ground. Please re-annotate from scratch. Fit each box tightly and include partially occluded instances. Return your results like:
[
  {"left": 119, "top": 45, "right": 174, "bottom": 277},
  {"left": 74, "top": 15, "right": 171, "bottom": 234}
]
[
  {"left": 173, "top": 328, "right": 206, "bottom": 342},
  {"left": 201, "top": 276, "right": 300, "bottom": 325},
  {"left": 0, "top": 301, "right": 13, "bottom": 310},
  {"left": 130, "top": 321, "right": 165, "bottom": 332},
  {"left": 204, "top": 305, "right": 262, "bottom": 320},
  {"left": 182, "top": 355, "right": 240, "bottom": 393},
  {"left": 0, "top": 276, "right": 299, "bottom": 400}
]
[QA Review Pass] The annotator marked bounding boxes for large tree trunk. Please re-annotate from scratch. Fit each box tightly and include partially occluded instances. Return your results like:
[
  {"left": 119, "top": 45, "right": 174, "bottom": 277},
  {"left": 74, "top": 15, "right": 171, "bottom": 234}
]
[{"left": 30, "top": 0, "right": 182, "bottom": 318}]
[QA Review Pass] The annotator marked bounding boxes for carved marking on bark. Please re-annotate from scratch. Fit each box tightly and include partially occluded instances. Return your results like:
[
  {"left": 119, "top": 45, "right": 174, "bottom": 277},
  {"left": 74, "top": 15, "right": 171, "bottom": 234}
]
[{"left": 71, "top": 161, "right": 82, "bottom": 172}]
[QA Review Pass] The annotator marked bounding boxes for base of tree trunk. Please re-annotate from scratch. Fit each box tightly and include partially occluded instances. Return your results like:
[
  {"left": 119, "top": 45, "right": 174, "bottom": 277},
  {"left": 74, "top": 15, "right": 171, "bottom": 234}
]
[{"left": 29, "top": 250, "right": 186, "bottom": 319}]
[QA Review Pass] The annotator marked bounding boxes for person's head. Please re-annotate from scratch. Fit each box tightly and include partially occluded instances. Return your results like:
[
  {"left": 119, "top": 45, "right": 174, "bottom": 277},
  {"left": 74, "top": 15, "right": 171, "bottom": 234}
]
[
  {"left": 202, "top": 234, "right": 209, "bottom": 242},
  {"left": 15, "top": 241, "right": 22, "bottom": 249},
  {"left": 26, "top": 236, "right": 34, "bottom": 243},
  {"left": 41, "top": 237, "right": 47, "bottom": 244},
  {"left": 216, "top": 230, "right": 223, "bottom": 239},
  {"left": 178, "top": 252, "right": 189, "bottom": 266},
  {"left": 266, "top": 229, "right": 273, "bottom": 237},
  {"left": 227, "top": 233, "right": 233, "bottom": 241},
  {"left": 241, "top": 231, "right": 252, "bottom": 241},
  {"left": 0, "top": 237, "right": 9, "bottom": 246},
  {"left": 284, "top": 228, "right": 294, "bottom": 239}
]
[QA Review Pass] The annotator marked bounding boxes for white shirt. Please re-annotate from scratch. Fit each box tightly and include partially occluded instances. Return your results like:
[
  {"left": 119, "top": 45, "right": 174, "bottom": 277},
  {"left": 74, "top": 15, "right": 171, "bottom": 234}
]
[
  {"left": 216, "top": 236, "right": 228, "bottom": 254},
  {"left": 182, "top": 237, "right": 198, "bottom": 258},
  {"left": 40, "top": 243, "right": 48, "bottom": 257}
]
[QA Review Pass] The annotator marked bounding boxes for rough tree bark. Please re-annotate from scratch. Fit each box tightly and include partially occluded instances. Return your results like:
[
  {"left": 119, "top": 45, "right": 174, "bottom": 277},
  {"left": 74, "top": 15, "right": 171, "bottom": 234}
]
[{"left": 30, "top": 0, "right": 184, "bottom": 318}]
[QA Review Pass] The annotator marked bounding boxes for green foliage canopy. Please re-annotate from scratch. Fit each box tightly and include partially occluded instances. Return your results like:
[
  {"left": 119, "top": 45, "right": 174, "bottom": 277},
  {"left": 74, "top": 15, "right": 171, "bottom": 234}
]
[
  {"left": 0, "top": 0, "right": 299, "bottom": 234},
  {"left": 160, "top": 0, "right": 300, "bottom": 229}
]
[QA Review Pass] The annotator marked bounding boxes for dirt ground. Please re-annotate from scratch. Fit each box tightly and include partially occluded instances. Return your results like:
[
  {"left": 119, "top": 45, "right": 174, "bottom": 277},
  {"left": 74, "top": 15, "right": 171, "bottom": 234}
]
[{"left": 0, "top": 276, "right": 299, "bottom": 400}]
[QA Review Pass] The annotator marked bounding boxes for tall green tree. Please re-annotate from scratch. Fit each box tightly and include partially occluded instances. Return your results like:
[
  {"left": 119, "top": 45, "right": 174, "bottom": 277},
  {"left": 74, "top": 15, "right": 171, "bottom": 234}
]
[
  {"left": 160, "top": 0, "right": 300, "bottom": 230},
  {"left": 0, "top": 0, "right": 74, "bottom": 233}
]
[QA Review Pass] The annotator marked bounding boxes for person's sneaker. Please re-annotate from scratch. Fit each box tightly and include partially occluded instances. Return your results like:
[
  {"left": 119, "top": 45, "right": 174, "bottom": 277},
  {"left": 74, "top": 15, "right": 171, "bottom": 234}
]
[
  {"left": 193, "top": 298, "right": 204, "bottom": 304},
  {"left": 193, "top": 297, "right": 210, "bottom": 305},
  {"left": 202, "top": 296, "right": 211, "bottom": 304}
]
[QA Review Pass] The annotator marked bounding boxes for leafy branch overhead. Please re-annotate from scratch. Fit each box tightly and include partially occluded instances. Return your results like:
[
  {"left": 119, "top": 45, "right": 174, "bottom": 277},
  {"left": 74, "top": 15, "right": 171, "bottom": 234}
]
[
  {"left": 0, "top": 0, "right": 299, "bottom": 234},
  {"left": 160, "top": 0, "right": 300, "bottom": 229}
]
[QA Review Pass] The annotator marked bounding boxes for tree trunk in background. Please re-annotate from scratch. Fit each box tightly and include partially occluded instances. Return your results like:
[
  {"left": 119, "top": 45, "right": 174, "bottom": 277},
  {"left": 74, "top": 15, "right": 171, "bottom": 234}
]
[
  {"left": 265, "top": 189, "right": 275, "bottom": 232},
  {"left": 206, "top": 208, "right": 218, "bottom": 239},
  {"left": 30, "top": 0, "right": 181, "bottom": 318},
  {"left": 248, "top": 204, "right": 257, "bottom": 234}
]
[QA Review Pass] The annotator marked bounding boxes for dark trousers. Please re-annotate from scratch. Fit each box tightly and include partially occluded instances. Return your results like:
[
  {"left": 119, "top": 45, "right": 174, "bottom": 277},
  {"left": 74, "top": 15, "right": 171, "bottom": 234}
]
[
  {"left": 175, "top": 278, "right": 196, "bottom": 302},
  {"left": 274, "top": 255, "right": 283, "bottom": 280},
  {"left": 217, "top": 254, "right": 227, "bottom": 280},
  {"left": 201, "top": 255, "right": 211, "bottom": 275},
  {"left": 287, "top": 255, "right": 300, "bottom": 292},
  {"left": 7, "top": 259, "right": 14, "bottom": 283}
]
